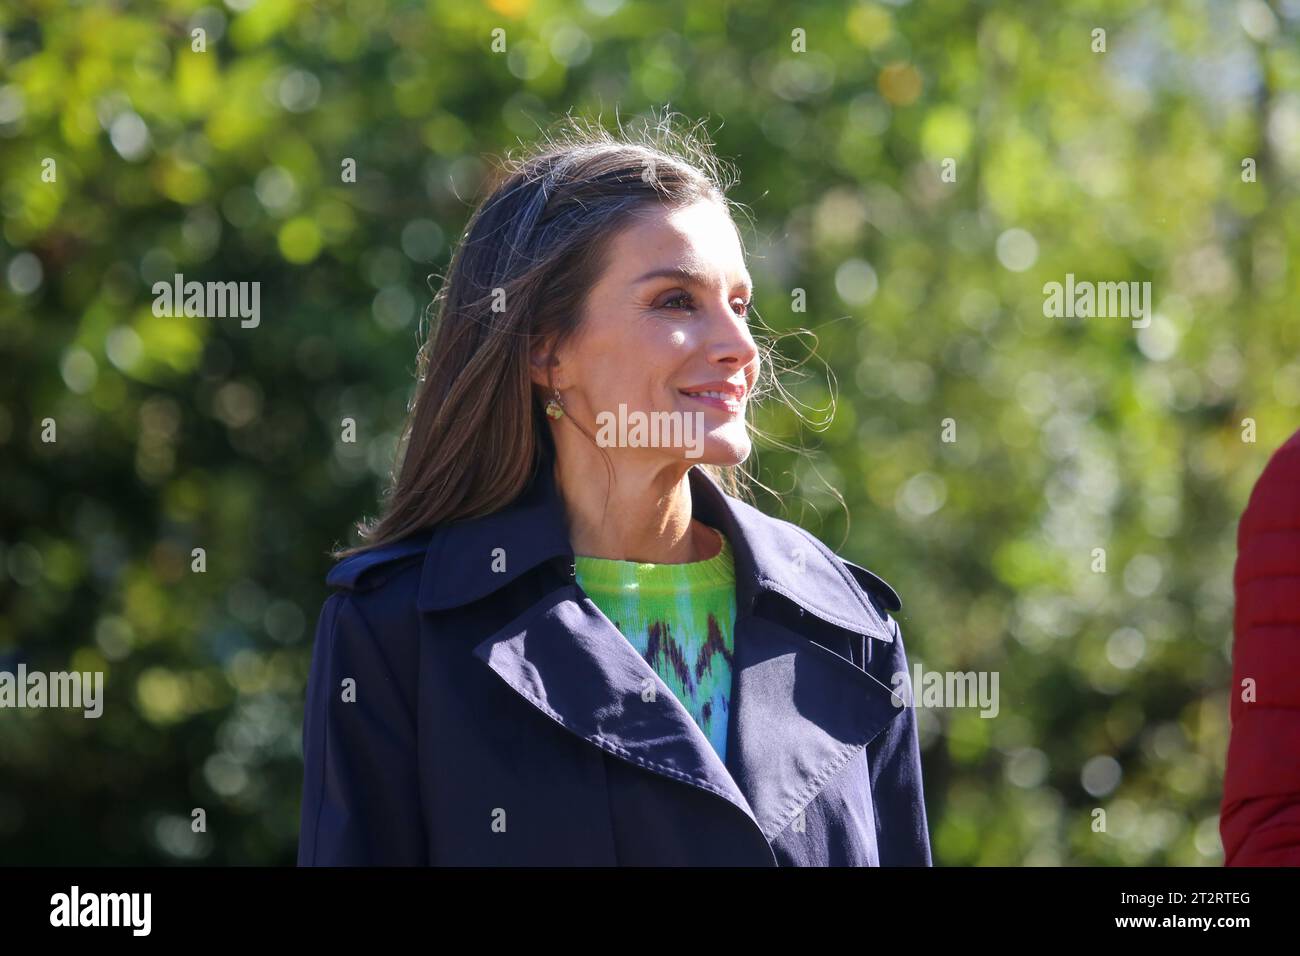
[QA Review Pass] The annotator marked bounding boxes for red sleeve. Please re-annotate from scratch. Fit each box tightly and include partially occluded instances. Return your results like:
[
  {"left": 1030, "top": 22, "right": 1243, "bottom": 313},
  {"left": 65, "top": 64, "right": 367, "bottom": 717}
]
[{"left": 1221, "top": 429, "right": 1300, "bottom": 866}]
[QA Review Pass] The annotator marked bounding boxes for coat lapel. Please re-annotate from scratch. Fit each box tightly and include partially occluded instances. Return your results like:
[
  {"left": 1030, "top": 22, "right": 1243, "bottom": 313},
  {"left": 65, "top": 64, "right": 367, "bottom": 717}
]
[
  {"left": 422, "top": 450, "right": 908, "bottom": 854},
  {"left": 686, "top": 467, "right": 909, "bottom": 842},
  {"left": 470, "top": 583, "right": 766, "bottom": 834},
  {"left": 724, "top": 613, "right": 906, "bottom": 841}
]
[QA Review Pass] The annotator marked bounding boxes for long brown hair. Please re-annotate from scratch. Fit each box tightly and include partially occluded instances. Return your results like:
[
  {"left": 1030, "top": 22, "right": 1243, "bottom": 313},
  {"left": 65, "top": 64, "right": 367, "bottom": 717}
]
[{"left": 336, "top": 112, "right": 765, "bottom": 559}]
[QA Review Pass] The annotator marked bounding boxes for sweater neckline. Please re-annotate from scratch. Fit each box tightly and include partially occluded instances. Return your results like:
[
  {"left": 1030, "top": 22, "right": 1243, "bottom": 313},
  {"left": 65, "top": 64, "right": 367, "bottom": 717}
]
[{"left": 573, "top": 528, "right": 734, "bottom": 595}]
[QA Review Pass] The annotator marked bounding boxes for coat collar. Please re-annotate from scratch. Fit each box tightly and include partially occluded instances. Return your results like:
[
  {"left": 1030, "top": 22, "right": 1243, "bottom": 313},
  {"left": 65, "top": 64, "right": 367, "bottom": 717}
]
[
  {"left": 416, "top": 451, "right": 894, "bottom": 643},
  {"left": 402, "top": 449, "right": 908, "bottom": 861}
]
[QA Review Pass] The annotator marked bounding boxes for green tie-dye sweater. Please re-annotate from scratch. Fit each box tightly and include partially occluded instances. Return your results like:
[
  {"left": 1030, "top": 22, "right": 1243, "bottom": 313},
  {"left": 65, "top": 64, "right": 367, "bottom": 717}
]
[{"left": 573, "top": 529, "right": 736, "bottom": 764}]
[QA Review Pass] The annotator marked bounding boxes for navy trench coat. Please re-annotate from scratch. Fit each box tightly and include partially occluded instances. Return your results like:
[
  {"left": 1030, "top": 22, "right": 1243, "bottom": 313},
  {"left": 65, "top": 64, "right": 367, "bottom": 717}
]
[{"left": 297, "top": 454, "right": 932, "bottom": 866}]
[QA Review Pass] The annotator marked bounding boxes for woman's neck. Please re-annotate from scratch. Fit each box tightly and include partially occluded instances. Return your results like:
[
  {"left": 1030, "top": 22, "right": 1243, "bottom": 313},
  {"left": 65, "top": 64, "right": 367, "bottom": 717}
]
[{"left": 552, "top": 450, "right": 718, "bottom": 564}]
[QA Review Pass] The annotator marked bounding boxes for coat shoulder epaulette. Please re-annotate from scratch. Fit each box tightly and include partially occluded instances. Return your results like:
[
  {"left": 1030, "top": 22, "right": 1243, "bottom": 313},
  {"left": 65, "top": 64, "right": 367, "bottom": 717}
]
[
  {"left": 839, "top": 558, "right": 902, "bottom": 613},
  {"left": 325, "top": 531, "right": 434, "bottom": 593}
]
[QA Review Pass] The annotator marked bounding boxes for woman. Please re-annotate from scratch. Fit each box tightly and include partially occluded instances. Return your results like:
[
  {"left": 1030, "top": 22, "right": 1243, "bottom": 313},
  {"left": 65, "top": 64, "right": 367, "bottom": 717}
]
[{"left": 297, "top": 118, "right": 932, "bottom": 866}]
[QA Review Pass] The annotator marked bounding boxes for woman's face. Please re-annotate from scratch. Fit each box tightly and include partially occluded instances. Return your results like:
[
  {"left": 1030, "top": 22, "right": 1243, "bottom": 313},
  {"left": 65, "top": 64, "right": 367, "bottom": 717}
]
[{"left": 547, "top": 198, "right": 760, "bottom": 468}]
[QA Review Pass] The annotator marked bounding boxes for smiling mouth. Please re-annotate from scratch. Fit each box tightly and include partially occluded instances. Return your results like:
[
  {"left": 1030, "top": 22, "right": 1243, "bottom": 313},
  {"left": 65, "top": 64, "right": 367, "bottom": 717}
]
[{"left": 678, "top": 387, "right": 745, "bottom": 412}]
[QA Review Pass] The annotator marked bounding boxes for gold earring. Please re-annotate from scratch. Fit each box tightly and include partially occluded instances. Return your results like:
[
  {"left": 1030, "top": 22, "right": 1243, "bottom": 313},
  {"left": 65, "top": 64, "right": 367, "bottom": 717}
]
[{"left": 545, "top": 388, "right": 564, "bottom": 420}]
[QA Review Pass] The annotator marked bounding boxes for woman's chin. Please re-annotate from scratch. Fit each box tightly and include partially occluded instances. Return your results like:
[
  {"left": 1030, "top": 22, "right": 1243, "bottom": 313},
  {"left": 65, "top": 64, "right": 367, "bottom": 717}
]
[{"left": 687, "top": 430, "right": 752, "bottom": 467}]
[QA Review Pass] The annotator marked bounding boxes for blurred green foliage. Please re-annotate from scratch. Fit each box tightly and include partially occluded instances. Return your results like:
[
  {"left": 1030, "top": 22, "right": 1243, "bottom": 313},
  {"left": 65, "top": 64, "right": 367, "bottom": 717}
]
[{"left": 1, "top": 0, "right": 1297, "bottom": 865}]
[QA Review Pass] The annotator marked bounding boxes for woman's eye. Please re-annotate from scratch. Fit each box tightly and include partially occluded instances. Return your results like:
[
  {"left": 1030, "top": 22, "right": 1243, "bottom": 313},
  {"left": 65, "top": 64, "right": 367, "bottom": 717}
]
[{"left": 658, "top": 293, "right": 752, "bottom": 315}]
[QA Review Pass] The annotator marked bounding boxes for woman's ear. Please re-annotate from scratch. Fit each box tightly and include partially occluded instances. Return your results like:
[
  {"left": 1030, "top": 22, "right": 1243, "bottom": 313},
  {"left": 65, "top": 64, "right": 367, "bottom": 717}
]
[
  {"left": 530, "top": 339, "right": 573, "bottom": 390},
  {"left": 528, "top": 340, "right": 556, "bottom": 388}
]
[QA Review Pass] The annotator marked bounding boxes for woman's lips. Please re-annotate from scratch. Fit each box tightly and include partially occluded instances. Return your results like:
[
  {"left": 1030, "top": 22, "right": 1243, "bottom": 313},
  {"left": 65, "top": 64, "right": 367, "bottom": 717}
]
[{"left": 679, "top": 390, "right": 743, "bottom": 414}]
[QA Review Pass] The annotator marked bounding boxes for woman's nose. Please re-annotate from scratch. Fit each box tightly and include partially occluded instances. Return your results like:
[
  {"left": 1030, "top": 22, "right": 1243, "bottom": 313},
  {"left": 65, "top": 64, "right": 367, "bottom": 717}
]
[{"left": 707, "top": 306, "right": 759, "bottom": 370}]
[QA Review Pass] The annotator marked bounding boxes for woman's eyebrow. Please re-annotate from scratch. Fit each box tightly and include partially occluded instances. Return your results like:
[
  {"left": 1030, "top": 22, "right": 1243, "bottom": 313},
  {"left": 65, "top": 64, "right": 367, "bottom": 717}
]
[{"left": 633, "top": 265, "right": 753, "bottom": 293}]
